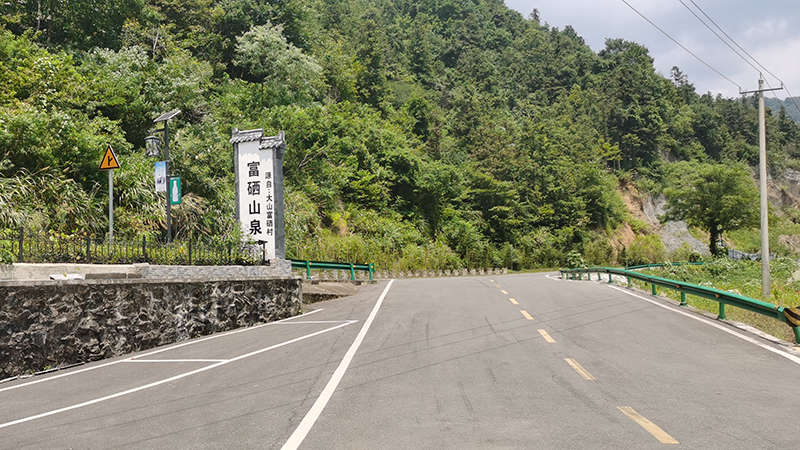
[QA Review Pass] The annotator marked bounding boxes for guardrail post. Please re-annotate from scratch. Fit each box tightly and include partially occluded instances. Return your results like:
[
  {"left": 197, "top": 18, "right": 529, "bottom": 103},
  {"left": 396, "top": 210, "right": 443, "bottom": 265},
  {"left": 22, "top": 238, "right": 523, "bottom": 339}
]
[
  {"left": 718, "top": 303, "right": 727, "bottom": 320},
  {"left": 305, "top": 261, "right": 312, "bottom": 280},
  {"left": 680, "top": 292, "right": 687, "bottom": 306},
  {"left": 651, "top": 284, "right": 657, "bottom": 296},
  {"left": 369, "top": 263, "right": 374, "bottom": 282},
  {"left": 608, "top": 273, "right": 613, "bottom": 284},
  {"left": 793, "top": 326, "right": 800, "bottom": 345},
  {"left": 350, "top": 263, "right": 356, "bottom": 281}
]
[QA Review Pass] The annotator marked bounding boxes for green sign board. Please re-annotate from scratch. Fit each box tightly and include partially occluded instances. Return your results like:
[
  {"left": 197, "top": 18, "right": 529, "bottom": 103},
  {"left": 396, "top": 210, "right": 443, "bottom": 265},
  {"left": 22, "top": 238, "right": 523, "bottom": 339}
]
[{"left": 169, "top": 176, "right": 182, "bottom": 205}]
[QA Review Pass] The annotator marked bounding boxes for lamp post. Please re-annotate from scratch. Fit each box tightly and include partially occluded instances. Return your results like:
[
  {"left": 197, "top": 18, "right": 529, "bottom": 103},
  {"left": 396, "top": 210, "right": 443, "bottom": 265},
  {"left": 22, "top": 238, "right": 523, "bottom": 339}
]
[{"left": 145, "top": 109, "right": 181, "bottom": 243}]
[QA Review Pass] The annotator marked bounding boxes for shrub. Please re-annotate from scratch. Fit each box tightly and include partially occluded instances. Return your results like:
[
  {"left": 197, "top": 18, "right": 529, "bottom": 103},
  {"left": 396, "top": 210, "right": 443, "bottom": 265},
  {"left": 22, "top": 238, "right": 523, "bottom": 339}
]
[
  {"left": 625, "top": 234, "right": 667, "bottom": 266},
  {"left": 584, "top": 239, "right": 615, "bottom": 266}
]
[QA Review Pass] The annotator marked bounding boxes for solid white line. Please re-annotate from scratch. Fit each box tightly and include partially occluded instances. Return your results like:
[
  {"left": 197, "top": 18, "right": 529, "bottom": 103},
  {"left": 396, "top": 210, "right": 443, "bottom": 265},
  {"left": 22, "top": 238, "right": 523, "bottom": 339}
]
[
  {"left": 0, "top": 309, "right": 323, "bottom": 394},
  {"left": 281, "top": 280, "right": 395, "bottom": 450},
  {"left": 275, "top": 320, "right": 357, "bottom": 325},
  {"left": 124, "top": 359, "right": 228, "bottom": 363},
  {"left": 608, "top": 285, "right": 800, "bottom": 365},
  {"left": 0, "top": 321, "right": 352, "bottom": 430}
]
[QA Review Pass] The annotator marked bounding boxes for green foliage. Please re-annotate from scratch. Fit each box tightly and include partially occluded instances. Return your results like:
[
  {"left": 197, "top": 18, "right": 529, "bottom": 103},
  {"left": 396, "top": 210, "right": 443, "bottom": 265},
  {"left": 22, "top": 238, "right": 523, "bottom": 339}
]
[
  {"left": 624, "top": 234, "right": 667, "bottom": 266},
  {"left": 566, "top": 250, "right": 585, "bottom": 269},
  {"left": 2, "top": 0, "right": 800, "bottom": 271},
  {"left": 670, "top": 242, "right": 701, "bottom": 263},
  {"left": 584, "top": 238, "right": 615, "bottom": 266},
  {"left": 0, "top": 228, "right": 15, "bottom": 264},
  {"left": 663, "top": 162, "right": 759, "bottom": 256},
  {"left": 234, "top": 23, "right": 324, "bottom": 105},
  {"left": 628, "top": 217, "right": 650, "bottom": 235}
]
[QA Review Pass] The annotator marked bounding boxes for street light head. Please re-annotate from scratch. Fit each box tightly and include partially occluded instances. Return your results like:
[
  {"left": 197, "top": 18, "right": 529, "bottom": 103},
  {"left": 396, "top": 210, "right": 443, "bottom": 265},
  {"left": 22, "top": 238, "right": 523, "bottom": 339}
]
[{"left": 145, "top": 135, "right": 162, "bottom": 158}]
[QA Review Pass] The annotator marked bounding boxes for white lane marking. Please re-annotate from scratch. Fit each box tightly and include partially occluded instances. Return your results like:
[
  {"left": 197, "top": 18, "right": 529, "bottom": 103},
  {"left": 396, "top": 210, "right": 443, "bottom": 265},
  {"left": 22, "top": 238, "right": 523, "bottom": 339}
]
[
  {"left": 0, "top": 309, "right": 323, "bottom": 394},
  {"left": 124, "top": 359, "right": 227, "bottom": 363},
  {"left": 275, "top": 320, "right": 357, "bottom": 325},
  {"left": 281, "top": 280, "right": 395, "bottom": 450},
  {"left": 608, "top": 285, "right": 800, "bottom": 366},
  {"left": 0, "top": 322, "right": 352, "bottom": 430}
]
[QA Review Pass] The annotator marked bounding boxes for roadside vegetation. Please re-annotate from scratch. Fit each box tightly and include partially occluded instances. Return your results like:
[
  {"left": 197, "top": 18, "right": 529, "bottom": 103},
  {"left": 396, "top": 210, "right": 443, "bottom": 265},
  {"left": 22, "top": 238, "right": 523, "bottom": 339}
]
[{"left": 2, "top": 0, "right": 800, "bottom": 276}]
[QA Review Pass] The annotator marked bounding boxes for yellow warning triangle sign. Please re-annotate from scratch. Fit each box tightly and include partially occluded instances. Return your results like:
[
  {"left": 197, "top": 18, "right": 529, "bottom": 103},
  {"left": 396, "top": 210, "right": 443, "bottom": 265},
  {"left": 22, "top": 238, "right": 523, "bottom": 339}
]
[{"left": 99, "top": 145, "right": 121, "bottom": 170}]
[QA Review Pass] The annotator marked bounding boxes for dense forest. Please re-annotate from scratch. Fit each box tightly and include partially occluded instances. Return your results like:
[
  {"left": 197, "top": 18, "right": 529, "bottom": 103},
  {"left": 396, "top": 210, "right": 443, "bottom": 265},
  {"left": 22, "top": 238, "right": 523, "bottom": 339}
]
[{"left": 2, "top": 0, "right": 800, "bottom": 270}]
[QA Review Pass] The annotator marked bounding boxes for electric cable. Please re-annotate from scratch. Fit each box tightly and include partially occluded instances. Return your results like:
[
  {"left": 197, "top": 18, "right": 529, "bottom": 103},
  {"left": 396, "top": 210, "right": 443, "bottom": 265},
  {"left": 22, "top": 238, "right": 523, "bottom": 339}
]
[
  {"left": 685, "top": 0, "right": 800, "bottom": 116},
  {"left": 677, "top": 0, "right": 760, "bottom": 75},
  {"left": 618, "top": 0, "right": 742, "bottom": 90}
]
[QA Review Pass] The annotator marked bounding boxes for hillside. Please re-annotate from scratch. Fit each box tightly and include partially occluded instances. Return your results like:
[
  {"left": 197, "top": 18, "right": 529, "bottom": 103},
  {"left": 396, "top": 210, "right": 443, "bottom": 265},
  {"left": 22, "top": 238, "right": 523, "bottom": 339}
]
[
  {"left": 2, "top": 0, "right": 800, "bottom": 270},
  {"left": 765, "top": 97, "right": 800, "bottom": 124}
]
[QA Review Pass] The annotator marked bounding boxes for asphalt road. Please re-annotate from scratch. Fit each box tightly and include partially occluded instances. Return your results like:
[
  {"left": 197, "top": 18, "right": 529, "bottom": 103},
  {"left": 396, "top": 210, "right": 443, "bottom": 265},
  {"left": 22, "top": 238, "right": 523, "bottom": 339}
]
[{"left": 2, "top": 273, "right": 800, "bottom": 449}]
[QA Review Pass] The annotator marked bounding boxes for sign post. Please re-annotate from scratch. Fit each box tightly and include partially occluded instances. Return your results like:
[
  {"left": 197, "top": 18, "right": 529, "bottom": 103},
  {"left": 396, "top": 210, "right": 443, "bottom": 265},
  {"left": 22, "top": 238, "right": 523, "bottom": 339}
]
[{"left": 99, "top": 145, "right": 121, "bottom": 241}]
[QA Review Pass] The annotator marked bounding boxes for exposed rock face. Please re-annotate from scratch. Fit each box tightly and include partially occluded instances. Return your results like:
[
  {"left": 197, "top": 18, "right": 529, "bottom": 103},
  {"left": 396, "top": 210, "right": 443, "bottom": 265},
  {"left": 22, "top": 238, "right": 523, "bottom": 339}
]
[
  {"left": 618, "top": 187, "right": 710, "bottom": 256},
  {"left": 0, "top": 277, "right": 301, "bottom": 380}
]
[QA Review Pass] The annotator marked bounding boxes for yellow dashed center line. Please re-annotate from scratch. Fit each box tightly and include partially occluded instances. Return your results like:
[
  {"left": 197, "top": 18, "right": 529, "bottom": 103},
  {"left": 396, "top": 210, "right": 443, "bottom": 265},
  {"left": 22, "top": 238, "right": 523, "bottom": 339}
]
[
  {"left": 509, "top": 298, "right": 519, "bottom": 305},
  {"left": 538, "top": 329, "right": 556, "bottom": 343},
  {"left": 618, "top": 406, "right": 679, "bottom": 444},
  {"left": 565, "top": 358, "right": 596, "bottom": 380},
  {"left": 500, "top": 290, "right": 508, "bottom": 295},
  {"left": 520, "top": 310, "right": 534, "bottom": 320}
]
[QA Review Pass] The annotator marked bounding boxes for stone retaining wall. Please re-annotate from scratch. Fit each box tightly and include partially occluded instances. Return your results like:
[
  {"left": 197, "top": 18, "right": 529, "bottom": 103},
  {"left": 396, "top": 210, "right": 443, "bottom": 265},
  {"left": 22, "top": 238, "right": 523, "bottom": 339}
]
[{"left": 0, "top": 277, "right": 301, "bottom": 380}]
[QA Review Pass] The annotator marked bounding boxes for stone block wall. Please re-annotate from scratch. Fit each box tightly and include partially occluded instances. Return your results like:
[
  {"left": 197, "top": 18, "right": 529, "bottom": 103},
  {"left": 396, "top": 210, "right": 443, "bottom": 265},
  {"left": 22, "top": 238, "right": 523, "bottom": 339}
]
[{"left": 0, "top": 277, "right": 301, "bottom": 380}]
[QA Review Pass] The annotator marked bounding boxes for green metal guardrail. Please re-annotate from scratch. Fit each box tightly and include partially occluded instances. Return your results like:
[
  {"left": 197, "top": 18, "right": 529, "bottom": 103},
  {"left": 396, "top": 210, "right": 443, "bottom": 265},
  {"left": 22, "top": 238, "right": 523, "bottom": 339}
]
[
  {"left": 559, "top": 266, "right": 800, "bottom": 344},
  {"left": 291, "top": 259, "right": 374, "bottom": 282},
  {"left": 624, "top": 262, "right": 706, "bottom": 270}
]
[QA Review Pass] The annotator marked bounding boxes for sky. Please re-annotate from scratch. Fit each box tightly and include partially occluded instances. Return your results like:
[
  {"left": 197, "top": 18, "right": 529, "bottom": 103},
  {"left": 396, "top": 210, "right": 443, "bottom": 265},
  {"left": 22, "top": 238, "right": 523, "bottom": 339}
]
[{"left": 504, "top": 0, "right": 800, "bottom": 100}]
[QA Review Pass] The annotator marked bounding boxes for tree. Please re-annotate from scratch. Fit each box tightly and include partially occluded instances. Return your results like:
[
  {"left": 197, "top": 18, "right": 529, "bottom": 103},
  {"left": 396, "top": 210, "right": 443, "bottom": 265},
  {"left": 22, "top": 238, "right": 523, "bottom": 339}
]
[
  {"left": 662, "top": 162, "right": 759, "bottom": 256},
  {"left": 233, "top": 23, "right": 324, "bottom": 105}
]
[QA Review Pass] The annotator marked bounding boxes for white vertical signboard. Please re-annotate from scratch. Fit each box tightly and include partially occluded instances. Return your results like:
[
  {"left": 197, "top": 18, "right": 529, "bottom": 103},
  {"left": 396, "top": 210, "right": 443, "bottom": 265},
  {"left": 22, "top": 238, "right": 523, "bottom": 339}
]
[{"left": 232, "top": 129, "right": 285, "bottom": 260}]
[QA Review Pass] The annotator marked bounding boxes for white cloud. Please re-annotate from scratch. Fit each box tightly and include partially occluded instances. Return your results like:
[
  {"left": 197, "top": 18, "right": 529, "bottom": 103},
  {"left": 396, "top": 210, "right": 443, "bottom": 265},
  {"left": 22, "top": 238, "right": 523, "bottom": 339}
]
[{"left": 743, "top": 19, "right": 790, "bottom": 39}]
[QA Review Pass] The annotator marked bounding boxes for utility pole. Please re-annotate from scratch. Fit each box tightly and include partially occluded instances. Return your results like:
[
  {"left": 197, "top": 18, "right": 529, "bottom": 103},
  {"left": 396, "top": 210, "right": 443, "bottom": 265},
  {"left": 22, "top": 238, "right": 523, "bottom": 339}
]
[{"left": 741, "top": 76, "right": 782, "bottom": 298}]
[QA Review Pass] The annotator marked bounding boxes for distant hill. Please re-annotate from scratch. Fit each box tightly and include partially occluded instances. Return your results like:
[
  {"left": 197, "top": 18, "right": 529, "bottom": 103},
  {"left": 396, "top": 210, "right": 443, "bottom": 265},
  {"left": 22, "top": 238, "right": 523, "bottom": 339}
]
[{"left": 765, "top": 97, "right": 800, "bottom": 123}]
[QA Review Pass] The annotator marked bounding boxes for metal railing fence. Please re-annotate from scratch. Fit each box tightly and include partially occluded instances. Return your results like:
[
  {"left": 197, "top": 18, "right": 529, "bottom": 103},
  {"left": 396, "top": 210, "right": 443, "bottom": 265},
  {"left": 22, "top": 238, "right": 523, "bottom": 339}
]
[
  {"left": 1, "top": 229, "right": 266, "bottom": 266},
  {"left": 560, "top": 266, "right": 800, "bottom": 344}
]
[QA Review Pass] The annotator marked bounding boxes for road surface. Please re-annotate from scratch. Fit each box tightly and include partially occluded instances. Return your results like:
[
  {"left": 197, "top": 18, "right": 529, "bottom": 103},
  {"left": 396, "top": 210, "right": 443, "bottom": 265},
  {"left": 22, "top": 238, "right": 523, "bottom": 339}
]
[{"left": 2, "top": 273, "right": 799, "bottom": 449}]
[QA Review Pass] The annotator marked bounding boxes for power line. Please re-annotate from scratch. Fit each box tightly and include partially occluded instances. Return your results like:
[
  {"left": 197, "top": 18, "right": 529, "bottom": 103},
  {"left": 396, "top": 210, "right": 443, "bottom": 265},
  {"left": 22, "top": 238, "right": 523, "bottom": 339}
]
[
  {"left": 685, "top": 0, "right": 800, "bottom": 117},
  {"left": 618, "top": 0, "right": 742, "bottom": 90},
  {"left": 686, "top": 0, "right": 777, "bottom": 83},
  {"left": 677, "top": 0, "right": 760, "bottom": 75}
]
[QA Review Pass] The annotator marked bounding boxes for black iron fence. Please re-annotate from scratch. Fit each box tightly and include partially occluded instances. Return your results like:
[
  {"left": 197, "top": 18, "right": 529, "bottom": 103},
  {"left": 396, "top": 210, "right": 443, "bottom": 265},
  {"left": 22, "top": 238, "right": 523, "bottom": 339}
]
[{"left": 0, "top": 229, "right": 267, "bottom": 266}]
